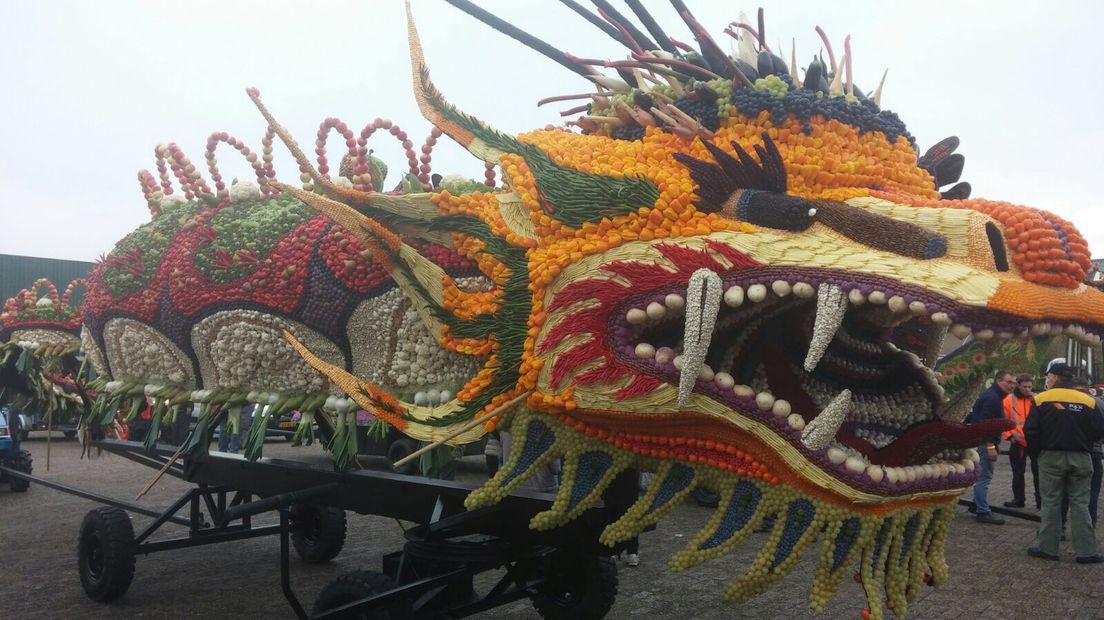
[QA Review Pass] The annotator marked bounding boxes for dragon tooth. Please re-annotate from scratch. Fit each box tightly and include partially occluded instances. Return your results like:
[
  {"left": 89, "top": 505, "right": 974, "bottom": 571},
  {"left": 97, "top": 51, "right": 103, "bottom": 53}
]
[
  {"left": 887, "top": 295, "right": 907, "bottom": 314},
  {"left": 847, "top": 288, "right": 866, "bottom": 305},
  {"left": 677, "top": 268, "right": 723, "bottom": 408},
  {"left": 801, "top": 389, "right": 851, "bottom": 450},
  {"left": 713, "top": 372, "right": 735, "bottom": 389},
  {"left": 949, "top": 323, "right": 972, "bottom": 339},
  {"left": 746, "top": 283, "right": 768, "bottom": 302},
  {"left": 646, "top": 301, "right": 667, "bottom": 320},
  {"left": 654, "top": 347, "right": 675, "bottom": 364},
  {"left": 771, "top": 399, "right": 792, "bottom": 417},
  {"left": 804, "top": 283, "right": 847, "bottom": 372},
  {"left": 793, "top": 282, "right": 815, "bottom": 298},
  {"left": 626, "top": 308, "right": 647, "bottom": 324},
  {"left": 665, "top": 293, "right": 686, "bottom": 310},
  {"left": 733, "top": 384, "right": 755, "bottom": 398},
  {"left": 723, "top": 285, "right": 744, "bottom": 307},
  {"left": 634, "top": 343, "right": 656, "bottom": 358},
  {"left": 924, "top": 323, "right": 948, "bottom": 367},
  {"left": 755, "top": 391, "right": 775, "bottom": 411},
  {"left": 771, "top": 280, "right": 792, "bottom": 297},
  {"left": 930, "top": 311, "right": 951, "bottom": 326},
  {"left": 697, "top": 365, "right": 715, "bottom": 382},
  {"left": 867, "top": 465, "right": 885, "bottom": 482}
]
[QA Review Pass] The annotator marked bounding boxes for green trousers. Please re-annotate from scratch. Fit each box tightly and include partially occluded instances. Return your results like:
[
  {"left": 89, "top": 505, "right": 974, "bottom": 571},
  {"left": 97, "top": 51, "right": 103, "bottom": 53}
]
[{"left": 1037, "top": 450, "right": 1098, "bottom": 558}]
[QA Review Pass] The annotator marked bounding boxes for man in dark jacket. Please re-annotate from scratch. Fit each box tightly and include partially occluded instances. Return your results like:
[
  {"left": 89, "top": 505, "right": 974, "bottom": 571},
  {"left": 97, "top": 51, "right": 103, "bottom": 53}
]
[
  {"left": 968, "top": 369, "right": 1015, "bottom": 524},
  {"left": 1025, "top": 363, "right": 1104, "bottom": 563}
]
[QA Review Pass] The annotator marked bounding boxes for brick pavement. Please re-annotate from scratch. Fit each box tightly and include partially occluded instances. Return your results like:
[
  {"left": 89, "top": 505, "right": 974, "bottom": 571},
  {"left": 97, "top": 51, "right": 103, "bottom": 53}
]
[{"left": 1, "top": 435, "right": 1101, "bottom": 619}]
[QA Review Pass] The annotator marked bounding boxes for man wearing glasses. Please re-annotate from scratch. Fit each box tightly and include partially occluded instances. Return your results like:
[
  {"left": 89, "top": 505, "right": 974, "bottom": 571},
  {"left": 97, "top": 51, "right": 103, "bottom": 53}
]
[{"left": 968, "top": 370, "right": 1016, "bottom": 524}]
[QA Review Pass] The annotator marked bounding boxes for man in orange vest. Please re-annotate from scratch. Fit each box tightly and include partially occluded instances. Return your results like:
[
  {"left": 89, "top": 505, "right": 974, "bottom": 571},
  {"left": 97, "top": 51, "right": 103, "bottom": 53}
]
[{"left": 1002, "top": 373, "right": 1038, "bottom": 509}]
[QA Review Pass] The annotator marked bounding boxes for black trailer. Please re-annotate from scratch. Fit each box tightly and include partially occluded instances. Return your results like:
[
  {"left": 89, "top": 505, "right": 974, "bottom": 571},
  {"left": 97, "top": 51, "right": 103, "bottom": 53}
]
[{"left": 0, "top": 440, "right": 620, "bottom": 619}]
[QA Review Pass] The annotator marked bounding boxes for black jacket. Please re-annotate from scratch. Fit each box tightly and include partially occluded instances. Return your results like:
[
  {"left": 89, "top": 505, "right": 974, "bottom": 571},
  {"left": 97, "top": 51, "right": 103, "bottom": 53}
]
[
  {"left": 1025, "top": 386, "right": 1104, "bottom": 455},
  {"left": 968, "top": 383, "right": 1008, "bottom": 446}
]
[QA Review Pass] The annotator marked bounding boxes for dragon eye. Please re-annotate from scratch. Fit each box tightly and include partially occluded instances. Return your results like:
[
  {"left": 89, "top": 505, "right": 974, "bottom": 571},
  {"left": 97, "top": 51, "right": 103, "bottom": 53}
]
[
  {"left": 984, "top": 222, "right": 1010, "bottom": 271},
  {"left": 674, "top": 133, "right": 815, "bottom": 231}
]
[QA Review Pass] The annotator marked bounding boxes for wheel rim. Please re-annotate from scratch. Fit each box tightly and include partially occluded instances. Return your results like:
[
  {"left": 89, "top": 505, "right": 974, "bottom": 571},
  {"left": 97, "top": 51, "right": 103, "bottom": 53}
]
[{"left": 82, "top": 535, "right": 105, "bottom": 582}]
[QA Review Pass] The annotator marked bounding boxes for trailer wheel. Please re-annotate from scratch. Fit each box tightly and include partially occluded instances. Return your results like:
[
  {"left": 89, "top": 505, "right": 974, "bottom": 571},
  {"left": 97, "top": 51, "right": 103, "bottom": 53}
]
[
  {"left": 291, "top": 504, "right": 347, "bottom": 563},
  {"left": 387, "top": 438, "right": 419, "bottom": 475},
  {"left": 77, "top": 506, "right": 136, "bottom": 602},
  {"left": 9, "top": 450, "right": 32, "bottom": 492},
  {"left": 313, "top": 570, "right": 407, "bottom": 619},
  {"left": 531, "top": 553, "right": 618, "bottom": 620}
]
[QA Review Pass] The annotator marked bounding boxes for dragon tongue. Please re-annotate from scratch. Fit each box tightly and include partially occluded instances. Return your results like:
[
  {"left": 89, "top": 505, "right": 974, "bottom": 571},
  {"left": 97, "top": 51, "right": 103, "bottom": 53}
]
[
  {"left": 803, "top": 283, "right": 847, "bottom": 372},
  {"left": 867, "top": 418, "right": 1015, "bottom": 466},
  {"left": 677, "top": 269, "right": 723, "bottom": 408}
]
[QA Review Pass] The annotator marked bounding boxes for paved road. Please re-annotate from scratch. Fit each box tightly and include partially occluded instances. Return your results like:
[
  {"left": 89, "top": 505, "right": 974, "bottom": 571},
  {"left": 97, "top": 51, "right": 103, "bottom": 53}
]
[{"left": 1, "top": 435, "right": 1102, "bottom": 619}]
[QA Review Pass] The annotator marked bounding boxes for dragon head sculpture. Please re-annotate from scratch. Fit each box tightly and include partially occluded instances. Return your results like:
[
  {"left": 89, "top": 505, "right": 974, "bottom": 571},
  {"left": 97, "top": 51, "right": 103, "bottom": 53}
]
[
  {"left": 270, "top": 3, "right": 1104, "bottom": 618},
  {"left": 74, "top": 2, "right": 1104, "bottom": 618},
  {"left": 0, "top": 278, "right": 90, "bottom": 421}
]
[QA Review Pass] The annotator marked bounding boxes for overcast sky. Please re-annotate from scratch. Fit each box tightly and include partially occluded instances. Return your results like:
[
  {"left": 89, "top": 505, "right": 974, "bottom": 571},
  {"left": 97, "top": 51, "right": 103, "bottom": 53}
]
[{"left": 2, "top": 1, "right": 1102, "bottom": 264}]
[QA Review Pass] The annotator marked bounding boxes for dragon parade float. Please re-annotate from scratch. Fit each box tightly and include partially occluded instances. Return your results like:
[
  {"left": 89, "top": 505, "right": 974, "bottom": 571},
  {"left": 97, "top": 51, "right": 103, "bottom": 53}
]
[{"left": 6, "top": 1, "right": 1104, "bottom": 618}]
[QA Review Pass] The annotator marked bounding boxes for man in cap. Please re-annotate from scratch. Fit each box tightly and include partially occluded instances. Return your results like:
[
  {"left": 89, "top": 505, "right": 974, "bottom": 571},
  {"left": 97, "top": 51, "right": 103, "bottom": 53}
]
[{"left": 1025, "top": 362, "right": 1104, "bottom": 563}]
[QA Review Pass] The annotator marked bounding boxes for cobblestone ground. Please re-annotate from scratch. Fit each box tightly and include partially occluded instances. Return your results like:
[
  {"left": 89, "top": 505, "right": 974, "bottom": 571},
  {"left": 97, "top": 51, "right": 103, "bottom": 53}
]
[{"left": 2, "top": 435, "right": 1102, "bottom": 619}]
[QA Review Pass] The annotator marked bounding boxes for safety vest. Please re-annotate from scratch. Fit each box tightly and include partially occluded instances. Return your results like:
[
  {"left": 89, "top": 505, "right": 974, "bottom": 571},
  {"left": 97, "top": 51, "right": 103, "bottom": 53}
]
[{"left": 1002, "top": 393, "right": 1032, "bottom": 446}]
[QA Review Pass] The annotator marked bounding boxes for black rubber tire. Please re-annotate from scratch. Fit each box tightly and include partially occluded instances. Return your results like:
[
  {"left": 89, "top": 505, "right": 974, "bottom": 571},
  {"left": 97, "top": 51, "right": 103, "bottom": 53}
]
[
  {"left": 9, "top": 450, "right": 32, "bottom": 492},
  {"left": 531, "top": 553, "right": 618, "bottom": 620},
  {"left": 77, "top": 506, "right": 136, "bottom": 602},
  {"left": 19, "top": 429, "right": 29, "bottom": 442},
  {"left": 291, "top": 504, "right": 347, "bottom": 564},
  {"left": 63, "top": 430, "right": 78, "bottom": 439},
  {"left": 387, "top": 438, "right": 419, "bottom": 475},
  {"left": 312, "top": 569, "right": 407, "bottom": 619}
]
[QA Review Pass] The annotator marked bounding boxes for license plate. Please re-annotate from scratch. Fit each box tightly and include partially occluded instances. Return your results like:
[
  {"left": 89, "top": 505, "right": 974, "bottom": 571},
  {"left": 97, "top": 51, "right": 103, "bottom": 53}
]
[{"left": 279, "top": 421, "right": 296, "bottom": 429}]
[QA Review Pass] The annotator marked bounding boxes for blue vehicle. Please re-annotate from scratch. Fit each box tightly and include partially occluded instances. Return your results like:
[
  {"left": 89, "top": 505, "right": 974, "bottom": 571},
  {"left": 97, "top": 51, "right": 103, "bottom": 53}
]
[{"left": 0, "top": 405, "right": 33, "bottom": 492}]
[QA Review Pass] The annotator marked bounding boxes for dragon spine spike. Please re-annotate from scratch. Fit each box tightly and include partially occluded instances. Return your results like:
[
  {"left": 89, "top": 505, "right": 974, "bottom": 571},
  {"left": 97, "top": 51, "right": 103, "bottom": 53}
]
[
  {"left": 804, "top": 283, "right": 847, "bottom": 373},
  {"left": 873, "top": 68, "right": 888, "bottom": 107},
  {"left": 678, "top": 268, "right": 723, "bottom": 408},
  {"left": 245, "top": 89, "right": 373, "bottom": 202},
  {"left": 829, "top": 50, "right": 847, "bottom": 96}
]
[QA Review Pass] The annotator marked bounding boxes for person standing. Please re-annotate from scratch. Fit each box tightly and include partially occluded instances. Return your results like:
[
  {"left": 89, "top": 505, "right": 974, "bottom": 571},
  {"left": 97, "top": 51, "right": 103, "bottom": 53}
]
[
  {"left": 1001, "top": 374, "right": 1038, "bottom": 509},
  {"left": 1025, "top": 363, "right": 1104, "bottom": 563},
  {"left": 1089, "top": 392, "right": 1104, "bottom": 529},
  {"left": 969, "top": 369, "right": 1015, "bottom": 524}
]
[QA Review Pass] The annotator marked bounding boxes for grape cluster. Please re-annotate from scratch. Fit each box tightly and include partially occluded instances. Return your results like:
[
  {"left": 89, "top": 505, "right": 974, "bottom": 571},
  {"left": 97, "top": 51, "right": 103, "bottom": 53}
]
[
  {"left": 611, "top": 124, "right": 646, "bottom": 141},
  {"left": 673, "top": 96, "right": 720, "bottom": 131},
  {"left": 729, "top": 88, "right": 915, "bottom": 145}
]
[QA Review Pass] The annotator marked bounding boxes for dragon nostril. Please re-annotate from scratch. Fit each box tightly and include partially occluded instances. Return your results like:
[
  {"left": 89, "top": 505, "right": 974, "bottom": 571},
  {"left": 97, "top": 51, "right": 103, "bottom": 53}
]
[
  {"left": 984, "top": 222, "right": 1009, "bottom": 271},
  {"left": 923, "top": 237, "right": 947, "bottom": 260}
]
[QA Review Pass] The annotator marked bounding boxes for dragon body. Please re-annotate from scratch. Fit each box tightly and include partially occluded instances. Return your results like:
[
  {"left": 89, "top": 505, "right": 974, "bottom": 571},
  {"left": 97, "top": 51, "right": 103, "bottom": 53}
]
[{"left": 17, "top": 3, "right": 1104, "bottom": 617}]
